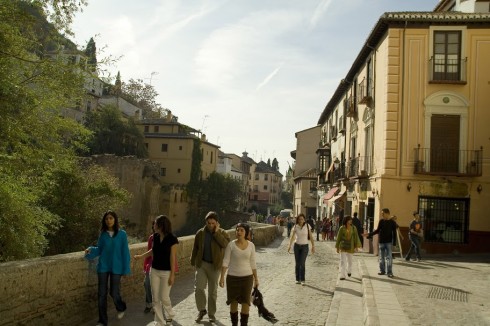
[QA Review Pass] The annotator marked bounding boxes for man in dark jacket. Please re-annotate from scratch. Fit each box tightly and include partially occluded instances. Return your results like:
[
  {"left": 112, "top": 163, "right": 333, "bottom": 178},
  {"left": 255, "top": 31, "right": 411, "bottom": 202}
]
[
  {"left": 190, "top": 211, "right": 230, "bottom": 322},
  {"left": 364, "top": 208, "right": 397, "bottom": 278},
  {"left": 352, "top": 212, "right": 364, "bottom": 247}
]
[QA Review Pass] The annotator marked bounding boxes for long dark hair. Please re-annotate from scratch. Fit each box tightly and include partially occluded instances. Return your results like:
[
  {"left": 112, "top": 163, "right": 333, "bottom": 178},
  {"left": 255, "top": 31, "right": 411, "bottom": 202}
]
[
  {"left": 155, "top": 215, "right": 172, "bottom": 235},
  {"left": 296, "top": 213, "right": 306, "bottom": 226},
  {"left": 100, "top": 210, "right": 120, "bottom": 236}
]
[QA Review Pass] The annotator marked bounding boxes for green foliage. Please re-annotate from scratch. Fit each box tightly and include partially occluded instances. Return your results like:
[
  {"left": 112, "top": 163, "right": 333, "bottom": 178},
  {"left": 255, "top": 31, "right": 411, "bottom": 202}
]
[
  {"left": 84, "top": 104, "right": 148, "bottom": 158},
  {"left": 0, "top": 0, "right": 132, "bottom": 261},
  {"left": 187, "top": 138, "right": 203, "bottom": 198},
  {"left": 281, "top": 190, "right": 293, "bottom": 208},
  {"left": 84, "top": 37, "right": 97, "bottom": 72},
  {"left": 41, "top": 162, "right": 130, "bottom": 255},
  {"left": 120, "top": 78, "right": 164, "bottom": 118}
]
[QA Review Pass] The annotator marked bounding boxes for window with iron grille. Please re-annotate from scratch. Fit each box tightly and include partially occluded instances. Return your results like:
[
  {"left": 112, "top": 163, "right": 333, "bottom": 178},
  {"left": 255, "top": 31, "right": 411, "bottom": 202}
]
[
  {"left": 432, "top": 31, "right": 462, "bottom": 81},
  {"left": 418, "top": 196, "right": 469, "bottom": 244}
]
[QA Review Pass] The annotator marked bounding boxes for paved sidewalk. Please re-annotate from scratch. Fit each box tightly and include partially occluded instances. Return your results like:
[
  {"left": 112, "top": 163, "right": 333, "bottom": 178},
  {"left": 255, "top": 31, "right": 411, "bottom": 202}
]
[{"left": 81, "top": 235, "right": 490, "bottom": 326}]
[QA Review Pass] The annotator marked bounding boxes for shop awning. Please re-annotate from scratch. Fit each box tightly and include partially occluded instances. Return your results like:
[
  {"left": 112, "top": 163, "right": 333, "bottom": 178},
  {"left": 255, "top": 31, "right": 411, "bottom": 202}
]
[
  {"left": 323, "top": 187, "right": 339, "bottom": 203},
  {"left": 328, "top": 189, "right": 346, "bottom": 207}
]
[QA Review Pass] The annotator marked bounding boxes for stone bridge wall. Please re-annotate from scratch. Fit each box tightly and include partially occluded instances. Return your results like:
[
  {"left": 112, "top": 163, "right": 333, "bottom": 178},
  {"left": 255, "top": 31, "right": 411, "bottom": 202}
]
[{"left": 0, "top": 224, "right": 279, "bottom": 326}]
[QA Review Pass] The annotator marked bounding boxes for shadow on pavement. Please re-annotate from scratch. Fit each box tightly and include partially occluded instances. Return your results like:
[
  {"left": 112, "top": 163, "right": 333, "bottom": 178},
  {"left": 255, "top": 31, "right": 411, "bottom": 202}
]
[{"left": 335, "top": 286, "right": 362, "bottom": 297}]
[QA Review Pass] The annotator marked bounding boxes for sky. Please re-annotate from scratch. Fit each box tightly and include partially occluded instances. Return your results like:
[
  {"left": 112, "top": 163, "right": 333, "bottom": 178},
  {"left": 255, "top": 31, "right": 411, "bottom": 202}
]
[{"left": 71, "top": 0, "right": 437, "bottom": 176}]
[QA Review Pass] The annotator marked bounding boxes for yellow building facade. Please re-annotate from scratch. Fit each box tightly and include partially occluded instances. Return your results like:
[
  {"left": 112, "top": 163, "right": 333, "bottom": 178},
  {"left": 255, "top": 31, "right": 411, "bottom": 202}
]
[{"left": 316, "top": 6, "right": 490, "bottom": 253}]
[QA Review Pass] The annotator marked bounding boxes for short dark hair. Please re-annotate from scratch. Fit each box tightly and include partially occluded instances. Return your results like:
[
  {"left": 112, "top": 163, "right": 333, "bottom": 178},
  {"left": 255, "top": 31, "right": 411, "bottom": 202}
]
[
  {"left": 205, "top": 211, "right": 218, "bottom": 221},
  {"left": 382, "top": 208, "right": 390, "bottom": 214},
  {"left": 236, "top": 222, "right": 250, "bottom": 238}
]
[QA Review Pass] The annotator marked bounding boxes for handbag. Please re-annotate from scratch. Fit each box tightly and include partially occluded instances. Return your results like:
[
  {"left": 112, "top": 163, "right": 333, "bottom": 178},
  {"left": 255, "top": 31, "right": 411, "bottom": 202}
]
[{"left": 340, "top": 238, "right": 351, "bottom": 250}]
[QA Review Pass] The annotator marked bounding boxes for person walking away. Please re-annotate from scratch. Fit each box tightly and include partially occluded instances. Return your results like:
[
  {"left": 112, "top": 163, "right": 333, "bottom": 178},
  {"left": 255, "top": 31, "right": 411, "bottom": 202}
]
[
  {"left": 320, "top": 217, "right": 328, "bottom": 241},
  {"left": 352, "top": 212, "right": 364, "bottom": 248},
  {"left": 287, "top": 216, "right": 293, "bottom": 237},
  {"left": 287, "top": 213, "right": 315, "bottom": 285},
  {"left": 142, "top": 220, "right": 155, "bottom": 313},
  {"left": 363, "top": 208, "right": 397, "bottom": 278},
  {"left": 405, "top": 211, "right": 423, "bottom": 262},
  {"left": 335, "top": 216, "right": 362, "bottom": 280},
  {"left": 134, "top": 215, "right": 178, "bottom": 325},
  {"left": 219, "top": 223, "right": 259, "bottom": 326},
  {"left": 190, "top": 211, "right": 231, "bottom": 323},
  {"left": 85, "top": 210, "right": 130, "bottom": 326},
  {"left": 307, "top": 216, "right": 315, "bottom": 233}
]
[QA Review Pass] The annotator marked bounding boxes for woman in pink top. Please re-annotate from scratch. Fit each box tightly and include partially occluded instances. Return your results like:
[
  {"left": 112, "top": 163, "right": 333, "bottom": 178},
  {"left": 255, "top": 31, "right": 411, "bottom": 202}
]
[{"left": 219, "top": 223, "right": 258, "bottom": 326}]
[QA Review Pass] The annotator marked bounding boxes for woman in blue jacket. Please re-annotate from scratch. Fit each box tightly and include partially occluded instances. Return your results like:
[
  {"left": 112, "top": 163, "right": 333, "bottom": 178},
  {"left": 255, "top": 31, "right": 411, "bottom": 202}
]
[{"left": 85, "top": 210, "right": 131, "bottom": 326}]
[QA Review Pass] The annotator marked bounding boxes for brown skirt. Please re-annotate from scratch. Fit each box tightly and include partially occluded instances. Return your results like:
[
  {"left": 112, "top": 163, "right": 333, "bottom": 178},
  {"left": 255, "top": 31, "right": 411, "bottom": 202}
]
[{"left": 226, "top": 274, "right": 253, "bottom": 305}]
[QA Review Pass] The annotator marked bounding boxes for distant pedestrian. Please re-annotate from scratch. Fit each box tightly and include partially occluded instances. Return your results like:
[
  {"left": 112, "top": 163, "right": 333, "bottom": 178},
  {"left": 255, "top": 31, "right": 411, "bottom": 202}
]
[
  {"left": 287, "top": 216, "right": 293, "bottom": 237},
  {"left": 352, "top": 212, "right": 364, "bottom": 247},
  {"left": 219, "top": 223, "right": 259, "bottom": 326},
  {"left": 363, "top": 208, "right": 397, "bottom": 278},
  {"left": 335, "top": 216, "right": 362, "bottom": 280},
  {"left": 307, "top": 215, "right": 315, "bottom": 232},
  {"left": 287, "top": 213, "right": 315, "bottom": 285},
  {"left": 134, "top": 215, "right": 179, "bottom": 326},
  {"left": 190, "top": 211, "right": 230, "bottom": 323},
  {"left": 142, "top": 220, "right": 155, "bottom": 313},
  {"left": 84, "top": 210, "right": 130, "bottom": 326},
  {"left": 405, "top": 211, "right": 423, "bottom": 262}
]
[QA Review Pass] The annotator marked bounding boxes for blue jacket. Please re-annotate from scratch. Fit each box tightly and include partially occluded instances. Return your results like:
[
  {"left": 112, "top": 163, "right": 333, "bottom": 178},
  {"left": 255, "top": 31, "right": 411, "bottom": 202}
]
[{"left": 85, "top": 230, "right": 131, "bottom": 275}]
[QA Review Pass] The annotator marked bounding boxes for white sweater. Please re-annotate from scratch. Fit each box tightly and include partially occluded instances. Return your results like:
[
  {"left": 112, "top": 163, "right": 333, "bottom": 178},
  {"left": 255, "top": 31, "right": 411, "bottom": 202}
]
[{"left": 222, "top": 240, "right": 257, "bottom": 276}]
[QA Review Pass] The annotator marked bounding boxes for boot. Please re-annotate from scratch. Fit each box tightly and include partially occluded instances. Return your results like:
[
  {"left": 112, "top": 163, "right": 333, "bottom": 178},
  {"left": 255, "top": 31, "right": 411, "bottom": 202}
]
[
  {"left": 230, "top": 311, "right": 238, "bottom": 326},
  {"left": 240, "top": 313, "right": 249, "bottom": 326}
]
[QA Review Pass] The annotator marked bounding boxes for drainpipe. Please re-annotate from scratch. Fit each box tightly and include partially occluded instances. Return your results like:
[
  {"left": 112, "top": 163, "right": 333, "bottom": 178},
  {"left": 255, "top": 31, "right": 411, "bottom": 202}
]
[{"left": 399, "top": 20, "right": 408, "bottom": 176}]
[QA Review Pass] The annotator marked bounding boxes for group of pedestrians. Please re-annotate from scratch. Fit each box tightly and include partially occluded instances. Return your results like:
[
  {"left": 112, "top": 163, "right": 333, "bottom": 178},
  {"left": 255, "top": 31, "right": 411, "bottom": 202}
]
[{"left": 83, "top": 207, "right": 423, "bottom": 326}]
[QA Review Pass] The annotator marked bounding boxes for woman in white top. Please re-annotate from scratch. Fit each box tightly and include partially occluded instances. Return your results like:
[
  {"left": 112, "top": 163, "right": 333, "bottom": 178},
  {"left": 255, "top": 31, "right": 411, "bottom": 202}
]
[
  {"left": 287, "top": 213, "right": 315, "bottom": 285},
  {"left": 219, "top": 223, "right": 258, "bottom": 326}
]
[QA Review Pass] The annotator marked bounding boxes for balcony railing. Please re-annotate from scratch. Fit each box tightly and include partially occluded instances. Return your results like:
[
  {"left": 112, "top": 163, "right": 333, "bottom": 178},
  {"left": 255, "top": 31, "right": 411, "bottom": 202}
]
[
  {"left": 429, "top": 56, "right": 467, "bottom": 83},
  {"left": 347, "top": 155, "right": 373, "bottom": 178},
  {"left": 332, "top": 161, "right": 347, "bottom": 183},
  {"left": 414, "top": 146, "right": 483, "bottom": 176},
  {"left": 358, "top": 77, "right": 373, "bottom": 104}
]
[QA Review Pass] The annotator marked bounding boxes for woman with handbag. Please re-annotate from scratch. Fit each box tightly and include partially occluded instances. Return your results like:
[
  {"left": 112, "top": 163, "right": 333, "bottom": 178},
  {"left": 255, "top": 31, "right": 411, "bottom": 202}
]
[
  {"left": 335, "top": 215, "right": 362, "bottom": 280},
  {"left": 287, "top": 213, "right": 315, "bottom": 285}
]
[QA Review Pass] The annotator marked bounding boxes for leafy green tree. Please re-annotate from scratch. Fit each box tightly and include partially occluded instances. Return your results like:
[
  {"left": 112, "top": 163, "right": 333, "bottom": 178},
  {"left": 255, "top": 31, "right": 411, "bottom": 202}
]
[
  {"left": 84, "top": 104, "right": 148, "bottom": 158},
  {"left": 121, "top": 78, "right": 164, "bottom": 118},
  {"left": 84, "top": 36, "right": 97, "bottom": 72},
  {"left": 41, "top": 162, "right": 130, "bottom": 255},
  {"left": 272, "top": 158, "right": 279, "bottom": 171}
]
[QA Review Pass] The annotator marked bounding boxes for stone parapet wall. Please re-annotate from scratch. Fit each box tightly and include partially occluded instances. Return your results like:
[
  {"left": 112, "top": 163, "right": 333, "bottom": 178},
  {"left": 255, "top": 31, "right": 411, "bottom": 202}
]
[{"left": 0, "top": 224, "right": 277, "bottom": 326}]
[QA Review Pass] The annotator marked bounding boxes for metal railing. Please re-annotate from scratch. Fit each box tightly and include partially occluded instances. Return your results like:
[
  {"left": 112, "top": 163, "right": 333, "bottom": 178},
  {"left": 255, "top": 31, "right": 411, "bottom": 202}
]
[
  {"left": 414, "top": 146, "right": 483, "bottom": 176},
  {"left": 429, "top": 56, "right": 467, "bottom": 82},
  {"left": 347, "top": 155, "right": 373, "bottom": 178},
  {"left": 358, "top": 77, "right": 373, "bottom": 104}
]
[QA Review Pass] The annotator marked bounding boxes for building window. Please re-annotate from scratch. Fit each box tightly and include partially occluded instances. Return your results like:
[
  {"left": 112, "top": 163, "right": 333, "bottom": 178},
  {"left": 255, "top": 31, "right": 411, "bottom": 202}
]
[
  {"left": 255, "top": 174, "right": 259, "bottom": 180},
  {"left": 154, "top": 126, "right": 159, "bottom": 132},
  {"left": 177, "top": 168, "right": 181, "bottom": 173},
  {"left": 418, "top": 196, "right": 468, "bottom": 244},
  {"left": 254, "top": 185, "right": 258, "bottom": 191},
  {"left": 160, "top": 168, "right": 166, "bottom": 176},
  {"left": 264, "top": 174, "right": 268, "bottom": 181},
  {"left": 144, "top": 126, "right": 149, "bottom": 133},
  {"left": 179, "top": 145, "right": 182, "bottom": 150},
  {"left": 263, "top": 185, "right": 268, "bottom": 190},
  {"left": 431, "top": 31, "right": 463, "bottom": 82},
  {"left": 161, "top": 144, "right": 168, "bottom": 152}
]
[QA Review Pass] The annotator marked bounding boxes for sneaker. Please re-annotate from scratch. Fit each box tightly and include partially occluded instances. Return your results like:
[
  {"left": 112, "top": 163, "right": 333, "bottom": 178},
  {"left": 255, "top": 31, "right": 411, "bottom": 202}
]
[
  {"left": 209, "top": 315, "right": 216, "bottom": 322},
  {"left": 388, "top": 273, "right": 394, "bottom": 278},
  {"left": 301, "top": 282, "right": 305, "bottom": 286},
  {"left": 195, "top": 310, "right": 207, "bottom": 322},
  {"left": 295, "top": 281, "right": 301, "bottom": 284},
  {"left": 117, "top": 311, "right": 125, "bottom": 319},
  {"left": 378, "top": 272, "right": 385, "bottom": 275},
  {"left": 144, "top": 306, "right": 152, "bottom": 313},
  {"left": 348, "top": 273, "right": 351, "bottom": 277},
  {"left": 416, "top": 258, "right": 421, "bottom": 262}
]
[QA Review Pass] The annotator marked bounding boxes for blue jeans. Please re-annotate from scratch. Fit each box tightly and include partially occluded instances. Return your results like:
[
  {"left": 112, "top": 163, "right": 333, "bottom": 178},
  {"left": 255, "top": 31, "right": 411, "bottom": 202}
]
[
  {"left": 406, "top": 236, "right": 421, "bottom": 260},
  {"left": 98, "top": 272, "right": 126, "bottom": 325},
  {"left": 144, "top": 270, "right": 152, "bottom": 307},
  {"left": 378, "top": 243, "right": 393, "bottom": 274},
  {"left": 293, "top": 243, "right": 309, "bottom": 282}
]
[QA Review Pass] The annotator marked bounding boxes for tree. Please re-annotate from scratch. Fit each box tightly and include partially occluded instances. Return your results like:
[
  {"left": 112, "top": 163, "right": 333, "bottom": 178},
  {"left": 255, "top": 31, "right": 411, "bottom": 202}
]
[
  {"left": 84, "top": 104, "right": 148, "bottom": 158},
  {"left": 272, "top": 158, "right": 279, "bottom": 171},
  {"left": 0, "top": 0, "right": 136, "bottom": 261},
  {"left": 84, "top": 37, "right": 97, "bottom": 72}
]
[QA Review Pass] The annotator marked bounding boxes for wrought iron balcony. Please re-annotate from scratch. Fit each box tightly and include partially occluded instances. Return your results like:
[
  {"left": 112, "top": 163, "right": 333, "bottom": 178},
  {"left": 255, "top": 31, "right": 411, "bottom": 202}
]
[
  {"left": 358, "top": 77, "right": 374, "bottom": 104},
  {"left": 347, "top": 155, "right": 373, "bottom": 178},
  {"left": 332, "top": 161, "right": 347, "bottom": 183},
  {"left": 429, "top": 56, "right": 467, "bottom": 83},
  {"left": 414, "top": 146, "right": 482, "bottom": 176}
]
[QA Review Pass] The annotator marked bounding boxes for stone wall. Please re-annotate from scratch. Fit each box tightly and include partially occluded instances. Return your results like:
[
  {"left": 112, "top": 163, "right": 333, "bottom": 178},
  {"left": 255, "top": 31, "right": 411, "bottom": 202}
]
[{"left": 0, "top": 225, "right": 278, "bottom": 326}]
